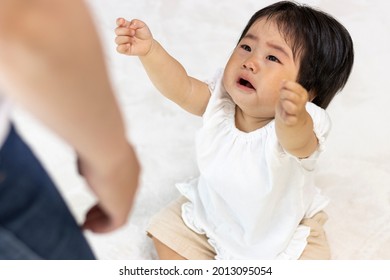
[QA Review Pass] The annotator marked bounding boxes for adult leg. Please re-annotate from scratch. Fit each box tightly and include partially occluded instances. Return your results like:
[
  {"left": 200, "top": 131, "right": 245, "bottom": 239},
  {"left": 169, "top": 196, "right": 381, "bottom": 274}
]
[{"left": 0, "top": 125, "right": 95, "bottom": 259}]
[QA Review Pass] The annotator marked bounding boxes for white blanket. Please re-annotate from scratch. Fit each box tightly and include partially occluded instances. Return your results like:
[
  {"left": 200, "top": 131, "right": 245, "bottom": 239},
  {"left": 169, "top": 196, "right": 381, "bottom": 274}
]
[{"left": 12, "top": 0, "right": 390, "bottom": 259}]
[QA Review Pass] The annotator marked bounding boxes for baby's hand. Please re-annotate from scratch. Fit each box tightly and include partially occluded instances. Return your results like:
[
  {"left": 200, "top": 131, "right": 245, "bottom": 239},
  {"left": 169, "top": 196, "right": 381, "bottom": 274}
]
[
  {"left": 275, "top": 80, "right": 309, "bottom": 126},
  {"left": 115, "top": 18, "right": 154, "bottom": 56}
]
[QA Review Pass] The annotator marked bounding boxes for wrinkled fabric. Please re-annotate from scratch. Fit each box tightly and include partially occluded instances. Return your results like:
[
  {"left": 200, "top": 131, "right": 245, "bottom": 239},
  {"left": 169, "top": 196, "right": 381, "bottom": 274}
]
[{"left": 177, "top": 69, "right": 331, "bottom": 259}]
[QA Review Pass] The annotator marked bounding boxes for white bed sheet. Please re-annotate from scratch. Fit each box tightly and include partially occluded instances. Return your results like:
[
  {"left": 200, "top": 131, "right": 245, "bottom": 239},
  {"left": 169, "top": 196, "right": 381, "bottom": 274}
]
[{"left": 12, "top": 0, "right": 390, "bottom": 259}]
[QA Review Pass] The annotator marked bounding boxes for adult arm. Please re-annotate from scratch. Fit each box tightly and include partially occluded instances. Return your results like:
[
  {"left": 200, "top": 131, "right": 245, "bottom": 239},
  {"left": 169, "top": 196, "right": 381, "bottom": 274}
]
[{"left": 0, "top": 0, "right": 140, "bottom": 233}]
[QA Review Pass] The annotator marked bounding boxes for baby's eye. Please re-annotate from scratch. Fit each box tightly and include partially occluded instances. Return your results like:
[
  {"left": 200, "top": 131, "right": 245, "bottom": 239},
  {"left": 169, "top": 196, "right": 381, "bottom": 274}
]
[
  {"left": 240, "top": 44, "right": 251, "bottom": 52},
  {"left": 267, "top": 55, "right": 280, "bottom": 63}
]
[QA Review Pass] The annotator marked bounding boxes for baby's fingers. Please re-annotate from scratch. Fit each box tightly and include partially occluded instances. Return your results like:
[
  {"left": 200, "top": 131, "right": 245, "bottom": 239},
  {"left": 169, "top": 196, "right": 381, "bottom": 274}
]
[
  {"left": 115, "top": 35, "right": 132, "bottom": 45},
  {"left": 280, "top": 80, "right": 308, "bottom": 103},
  {"left": 279, "top": 99, "right": 300, "bottom": 120},
  {"left": 276, "top": 100, "right": 298, "bottom": 126},
  {"left": 116, "top": 44, "right": 130, "bottom": 54},
  {"left": 116, "top": 17, "right": 131, "bottom": 27},
  {"left": 128, "top": 19, "right": 147, "bottom": 29},
  {"left": 116, "top": 18, "right": 146, "bottom": 30},
  {"left": 115, "top": 26, "right": 135, "bottom": 36}
]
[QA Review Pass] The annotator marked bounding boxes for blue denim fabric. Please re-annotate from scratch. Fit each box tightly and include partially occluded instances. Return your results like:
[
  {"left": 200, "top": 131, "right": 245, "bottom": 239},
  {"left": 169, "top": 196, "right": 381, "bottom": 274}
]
[{"left": 0, "top": 125, "right": 95, "bottom": 259}]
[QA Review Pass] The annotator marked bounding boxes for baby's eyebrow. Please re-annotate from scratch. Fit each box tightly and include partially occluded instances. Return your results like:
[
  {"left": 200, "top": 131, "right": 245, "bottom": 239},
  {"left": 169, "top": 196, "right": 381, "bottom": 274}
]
[
  {"left": 266, "top": 42, "right": 291, "bottom": 59},
  {"left": 243, "top": 33, "right": 258, "bottom": 41},
  {"left": 243, "top": 33, "right": 292, "bottom": 60}
]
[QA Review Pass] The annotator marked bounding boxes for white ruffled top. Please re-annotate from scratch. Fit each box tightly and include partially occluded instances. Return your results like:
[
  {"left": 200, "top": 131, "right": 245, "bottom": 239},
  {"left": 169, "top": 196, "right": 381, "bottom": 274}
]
[{"left": 177, "top": 69, "right": 331, "bottom": 259}]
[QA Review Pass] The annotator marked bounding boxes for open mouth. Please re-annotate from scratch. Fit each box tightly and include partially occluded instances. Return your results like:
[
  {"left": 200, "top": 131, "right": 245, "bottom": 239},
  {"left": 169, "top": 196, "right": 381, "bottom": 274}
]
[{"left": 238, "top": 78, "right": 255, "bottom": 90}]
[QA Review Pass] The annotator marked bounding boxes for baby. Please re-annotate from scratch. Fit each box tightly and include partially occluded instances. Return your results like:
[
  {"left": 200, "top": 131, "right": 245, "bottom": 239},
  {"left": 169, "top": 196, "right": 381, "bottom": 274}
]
[{"left": 115, "top": 1, "right": 354, "bottom": 259}]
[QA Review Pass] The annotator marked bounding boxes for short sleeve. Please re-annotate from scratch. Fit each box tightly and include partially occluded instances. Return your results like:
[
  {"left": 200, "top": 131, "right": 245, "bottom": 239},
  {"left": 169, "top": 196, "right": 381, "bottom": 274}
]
[
  {"left": 204, "top": 68, "right": 224, "bottom": 94},
  {"left": 272, "top": 102, "right": 331, "bottom": 170},
  {"left": 299, "top": 102, "right": 331, "bottom": 170},
  {"left": 305, "top": 102, "right": 331, "bottom": 154}
]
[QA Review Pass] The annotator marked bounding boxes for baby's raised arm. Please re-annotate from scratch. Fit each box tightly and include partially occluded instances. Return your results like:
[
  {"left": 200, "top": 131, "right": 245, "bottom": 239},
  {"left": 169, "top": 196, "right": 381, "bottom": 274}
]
[
  {"left": 275, "top": 81, "right": 318, "bottom": 158},
  {"left": 115, "top": 18, "right": 210, "bottom": 116}
]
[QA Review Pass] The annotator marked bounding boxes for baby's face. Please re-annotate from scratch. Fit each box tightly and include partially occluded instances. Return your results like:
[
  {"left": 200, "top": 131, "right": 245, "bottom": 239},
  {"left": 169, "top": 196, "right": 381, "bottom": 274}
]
[{"left": 223, "top": 18, "right": 300, "bottom": 126}]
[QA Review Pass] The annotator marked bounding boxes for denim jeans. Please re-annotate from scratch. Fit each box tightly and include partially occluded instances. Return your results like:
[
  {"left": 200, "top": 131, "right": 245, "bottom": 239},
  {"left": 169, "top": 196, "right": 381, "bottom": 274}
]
[{"left": 0, "top": 124, "right": 95, "bottom": 259}]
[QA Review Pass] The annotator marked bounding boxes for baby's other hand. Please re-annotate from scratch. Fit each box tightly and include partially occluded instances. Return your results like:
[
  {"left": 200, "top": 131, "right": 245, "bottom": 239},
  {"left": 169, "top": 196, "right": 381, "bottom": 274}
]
[
  {"left": 275, "top": 80, "right": 309, "bottom": 126},
  {"left": 115, "top": 18, "right": 154, "bottom": 56}
]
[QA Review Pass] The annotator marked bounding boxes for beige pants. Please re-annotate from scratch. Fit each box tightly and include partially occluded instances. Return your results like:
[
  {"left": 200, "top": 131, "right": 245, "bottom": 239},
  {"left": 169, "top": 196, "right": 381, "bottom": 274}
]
[{"left": 147, "top": 196, "right": 331, "bottom": 260}]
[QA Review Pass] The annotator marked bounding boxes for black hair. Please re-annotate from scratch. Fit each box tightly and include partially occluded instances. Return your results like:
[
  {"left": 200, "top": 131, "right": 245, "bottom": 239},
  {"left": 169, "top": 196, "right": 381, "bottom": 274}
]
[{"left": 238, "top": 1, "right": 354, "bottom": 109}]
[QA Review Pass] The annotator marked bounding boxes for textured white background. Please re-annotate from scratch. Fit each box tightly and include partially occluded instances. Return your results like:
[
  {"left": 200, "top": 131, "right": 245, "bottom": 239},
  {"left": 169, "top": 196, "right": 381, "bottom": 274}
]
[{"left": 12, "top": 0, "right": 390, "bottom": 259}]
